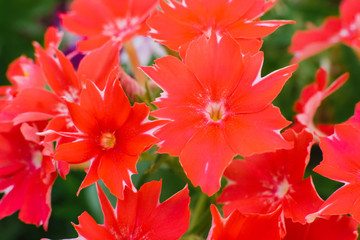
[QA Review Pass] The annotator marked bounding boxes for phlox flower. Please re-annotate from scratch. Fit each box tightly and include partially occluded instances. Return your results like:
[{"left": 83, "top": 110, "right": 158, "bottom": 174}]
[
  {"left": 60, "top": 0, "right": 159, "bottom": 51},
  {"left": 53, "top": 77, "right": 164, "bottom": 199},
  {"left": 289, "top": 0, "right": 360, "bottom": 62},
  {"left": 310, "top": 121, "right": 360, "bottom": 222},
  {"left": 72, "top": 181, "right": 190, "bottom": 240},
  {"left": 1, "top": 39, "right": 120, "bottom": 178},
  {"left": 148, "top": 0, "right": 293, "bottom": 57},
  {"left": 1, "top": 39, "right": 120, "bottom": 134},
  {"left": 284, "top": 215, "right": 358, "bottom": 240},
  {"left": 0, "top": 55, "right": 47, "bottom": 131},
  {"left": 207, "top": 205, "right": 281, "bottom": 240},
  {"left": 0, "top": 123, "right": 57, "bottom": 229},
  {"left": 218, "top": 130, "right": 323, "bottom": 224},
  {"left": 293, "top": 68, "right": 348, "bottom": 139},
  {"left": 141, "top": 34, "right": 297, "bottom": 195}
]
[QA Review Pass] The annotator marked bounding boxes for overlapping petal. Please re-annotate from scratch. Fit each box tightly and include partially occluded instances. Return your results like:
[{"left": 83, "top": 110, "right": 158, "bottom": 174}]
[
  {"left": 149, "top": 0, "right": 292, "bottom": 57},
  {"left": 73, "top": 181, "right": 190, "bottom": 240}
]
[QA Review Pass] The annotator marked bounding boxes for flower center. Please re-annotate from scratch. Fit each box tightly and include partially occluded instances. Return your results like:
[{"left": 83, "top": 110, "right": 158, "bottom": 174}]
[
  {"left": 100, "top": 132, "right": 116, "bottom": 150},
  {"left": 205, "top": 102, "right": 226, "bottom": 122},
  {"left": 275, "top": 179, "right": 291, "bottom": 199},
  {"left": 32, "top": 150, "right": 43, "bottom": 169}
]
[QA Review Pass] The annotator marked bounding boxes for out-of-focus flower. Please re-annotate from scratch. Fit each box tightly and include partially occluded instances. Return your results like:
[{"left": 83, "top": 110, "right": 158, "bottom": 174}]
[
  {"left": 290, "top": 0, "right": 360, "bottom": 62},
  {"left": 60, "top": 0, "right": 159, "bottom": 51},
  {"left": 0, "top": 123, "right": 57, "bottom": 230},
  {"left": 120, "top": 36, "right": 167, "bottom": 67},
  {"left": 293, "top": 68, "right": 348, "bottom": 139}
]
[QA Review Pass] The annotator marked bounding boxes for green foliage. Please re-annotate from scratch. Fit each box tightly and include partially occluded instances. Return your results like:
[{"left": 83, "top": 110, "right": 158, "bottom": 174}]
[{"left": 0, "top": 0, "right": 59, "bottom": 84}]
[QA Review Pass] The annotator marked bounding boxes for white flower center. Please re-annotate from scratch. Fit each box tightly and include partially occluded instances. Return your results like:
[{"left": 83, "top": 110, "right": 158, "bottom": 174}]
[{"left": 275, "top": 179, "right": 291, "bottom": 199}]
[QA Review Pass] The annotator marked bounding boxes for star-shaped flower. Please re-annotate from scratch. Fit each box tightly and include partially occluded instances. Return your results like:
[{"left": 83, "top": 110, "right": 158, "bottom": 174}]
[{"left": 141, "top": 34, "right": 297, "bottom": 195}]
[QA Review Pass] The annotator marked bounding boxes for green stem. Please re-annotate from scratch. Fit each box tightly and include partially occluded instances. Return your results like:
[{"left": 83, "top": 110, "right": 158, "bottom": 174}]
[{"left": 188, "top": 192, "right": 208, "bottom": 233}]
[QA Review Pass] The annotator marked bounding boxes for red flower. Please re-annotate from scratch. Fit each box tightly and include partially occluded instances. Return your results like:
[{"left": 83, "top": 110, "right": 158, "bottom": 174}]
[
  {"left": 293, "top": 68, "right": 348, "bottom": 139},
  {"left": 207, "top": 205, "right": 281, "bottom": 240},
  {"left": 1, "top": 40, "right": 120, "bottom": 132},
  {"left": 141, "top": 34, "right": 296, "bottom": 195},
  {"left": 218, "top": 130, "right": 322, "bottom": 224},
  {"left": 289, "top": 0, "right": 360, "bottom": 62},
  {"left": 310, "top": 122, "right": 360, "bottom": 221},
  {"left": 0, "top": 123, "right": 57, "bottom": 230},
  {"left": 148, "top": 0, "right": 293, "bottom": 57},
  {"left": 284, "top": 215, "right": 358, "bottom": 240},
  {"left": 73, "top": 181, "right": 190, "bottom": 240},
  {"left": 53, "top": 77, "right": 164, "bottom": 199},
  {"left": 61, "top": 0, "right": 159, "bottom": 51}
]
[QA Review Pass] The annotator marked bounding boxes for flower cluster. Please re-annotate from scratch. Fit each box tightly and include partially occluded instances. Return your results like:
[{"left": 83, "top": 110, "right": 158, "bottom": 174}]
[{"left": 1, "top": 0, "right": 360, "bottom": 239}]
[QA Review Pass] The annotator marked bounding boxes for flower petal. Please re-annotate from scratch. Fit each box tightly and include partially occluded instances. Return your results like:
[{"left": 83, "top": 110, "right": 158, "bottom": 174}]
[
  {"left": 180, "top": 124, "right": 235, "bottom": 195},
  {"left": 54, "top": 140, "right": 99, "bottom": 164},
  {"left": 224, "top": 105, "right": 292, "bottom": 156}
]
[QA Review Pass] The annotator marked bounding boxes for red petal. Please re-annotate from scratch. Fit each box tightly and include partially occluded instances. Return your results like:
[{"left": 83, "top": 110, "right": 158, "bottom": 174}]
[
  {"left": 102, "top": 78, "right": 131, "bottom": 130},
  {"left": 185, "top": 34, "right": 244, "bottom": 101},
  {"left": 77, "top": 36, "right": 111, "bottom": 52},
  {"left": 141, "top": 56, "right": 205, "bottom": 108},
  {"left": 283, "top": 177, "right": 323, "bottom": 224},
  {"left": 19, "top": 170, "right": 56, "bottom": 230},
  {"left": 66, "top": 101, "right": 100, "bottom": 135},
  {"left": 77, "top": 41, "right": 120, "bottom": 89},
  {"left": 54, "top": 140, "right": 99, "bottom": 164},
  {"left": 180, "top": 124, "right": 235, "bottom": 195},
  {"left": 98, "top": 152, "right": 137, "bottom": 199},
  {"left": 208, "top": 205, "right": 282, "bottom": 240},
  {"left": 61, "top": 0, "right": 112, "bottom": 36},
  {"left": 229, "top": 57, "right": 297, "bottom": 113},
  {"left": 224, "top": 105, "right": 292, "bottom": 156},
  {"left": 44, "top": 26, "right": 63, "bottom": 50},
  {"left": 285, "top": 215, "right": 359, "bottom": 240},
  {"left": 146, "top": 185, "right": 190, "bottom": 239},
  {"left": 313, "top": 183, "right": 360, "bottom": 222},
  {"left": 317, "top": 124, "right": 360, "bottom": 181},
  {"left": 0, "top": 176, "right": 29, "bottom": 219},
  {"left": 100, "top": 0, "right": 129, "bottom": 17},
  {"left": 96, "top": 183, "right": 119, "bottom": 234},
  {"left": 34, "top": 44, "right": 80, "bottom": 99},
  {"left": 152, "top": 107, "right": 206, "bottom": 156},
  {"left": 78, "top": 157, "right": 101, "bottom": 193},
  {"left": 147, "top": 9, "right": 200, "bottom": 51},
  {"left": 1, "top": 88, "right": 61, "bottom": 120},
  {"left": 129, "top": 0, "right": 158, "bottom": 18},
  {"left": 289, "top": 17, "right": 342, "bottom": 62},
  {"left": 340, "top": 0, "right": 360, "bottom": 25},
  {"left": 80, "top": 80, "right": 105, "bottom": 122},
  {"left": 228, "top": 20, "right": 294, "bottom": 39},
  {"left": 74, "top": 212, "right": 114, "bottom": 239}
]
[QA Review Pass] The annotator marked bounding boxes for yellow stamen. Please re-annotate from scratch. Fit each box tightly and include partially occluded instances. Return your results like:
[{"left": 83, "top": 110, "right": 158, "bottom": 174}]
[{"left": 100, "top": 132, "right": 116, "bottom": 150}]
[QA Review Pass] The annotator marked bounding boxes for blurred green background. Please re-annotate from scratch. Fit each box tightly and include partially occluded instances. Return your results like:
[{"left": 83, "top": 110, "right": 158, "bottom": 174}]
[{"left": 1, "top": 0, "right": 359, "bottom": 239}]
